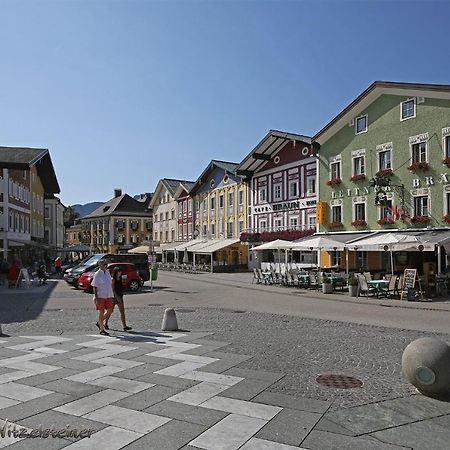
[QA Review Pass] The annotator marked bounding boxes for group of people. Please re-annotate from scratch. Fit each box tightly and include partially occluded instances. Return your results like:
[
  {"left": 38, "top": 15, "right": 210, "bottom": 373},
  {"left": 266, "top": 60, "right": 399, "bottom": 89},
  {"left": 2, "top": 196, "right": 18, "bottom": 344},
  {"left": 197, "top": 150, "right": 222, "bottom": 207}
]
[{"left": 91, "top": 259, "right": 132, "bottom": 335}]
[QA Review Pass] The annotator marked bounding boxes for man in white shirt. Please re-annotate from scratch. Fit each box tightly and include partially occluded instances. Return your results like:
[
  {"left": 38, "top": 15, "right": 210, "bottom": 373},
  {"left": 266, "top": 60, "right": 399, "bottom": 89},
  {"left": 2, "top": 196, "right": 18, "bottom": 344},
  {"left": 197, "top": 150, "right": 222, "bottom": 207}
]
[{"left": 91, "top": 259, "right": 114, "bottom": 335}]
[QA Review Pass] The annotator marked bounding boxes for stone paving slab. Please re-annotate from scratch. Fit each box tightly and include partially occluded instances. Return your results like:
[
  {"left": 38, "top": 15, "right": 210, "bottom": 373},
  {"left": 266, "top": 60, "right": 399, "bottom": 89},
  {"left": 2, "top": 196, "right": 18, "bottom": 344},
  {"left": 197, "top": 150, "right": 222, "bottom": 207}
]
[
  {"left": 378, "top": 394, "right": 450, "bottom": 419},
  {"left": 36, "top": 379, "right": 104, "bottom": 398},
  {"left": 241, "top": 438, "right": 307, "bottom": 449},
  {"left": 121, "top": 419, "right": 207, "bottom": 450},
  {"left": 6, "top": 435, "right": 72, "bottom": 450},
  {"left": 16, "top": 368, "right": 79, "bottom": 387},
  {"left": 301, "top": 430, "right": 412, "bottom": 450},
  {"left": 113, "top": 363, "right": 174, "bottom": 380},
  {"left": 143, "top": 400, "right": 228, "bottom": 427},
  {"left": 253, "top": 391, "right": 331, "bottom": 414},
  {"left": 223, "top": 367, "right": 285, "bottom": 383},
  {"left": 255, "top": 408, "right": 322, "bottom": 446},
  {"left": 114, "top": 385, "right": 182, "bottom": 411},
  {"left": 324, "top": 403, "right": 416, "bottom": 435},
  {"left": 313, "top": 416, "right": 356, "bottom": 436},
  {"left": 220, "top": 378, "right": 275, "bottom": 401},
  {"left": 0, "top": 392, "right": 75, "bottom": 422}
]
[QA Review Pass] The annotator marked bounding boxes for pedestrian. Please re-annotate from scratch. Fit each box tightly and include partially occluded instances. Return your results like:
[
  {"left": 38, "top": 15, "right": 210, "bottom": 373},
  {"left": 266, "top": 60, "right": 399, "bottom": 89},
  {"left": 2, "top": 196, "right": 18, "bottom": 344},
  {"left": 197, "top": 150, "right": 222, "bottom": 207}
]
[
  {"left": 54, "top": 256, "right": 62, "bottom": 278},
  {"left": 37, "top": 265, "right": 47, "bottom": 285},
  {"left": 91, "top": 259, "right": 114, "bottom": 336},
  {"left": 105, "top": 267, "right": 132, "bottom": 332}
]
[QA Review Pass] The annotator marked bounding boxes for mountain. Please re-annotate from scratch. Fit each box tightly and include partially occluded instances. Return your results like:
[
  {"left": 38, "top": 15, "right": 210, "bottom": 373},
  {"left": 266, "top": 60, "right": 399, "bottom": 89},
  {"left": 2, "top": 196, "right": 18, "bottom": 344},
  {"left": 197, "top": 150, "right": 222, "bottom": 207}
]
[{"left": 72, "top": 202, "right": 104, "bottom": 218}]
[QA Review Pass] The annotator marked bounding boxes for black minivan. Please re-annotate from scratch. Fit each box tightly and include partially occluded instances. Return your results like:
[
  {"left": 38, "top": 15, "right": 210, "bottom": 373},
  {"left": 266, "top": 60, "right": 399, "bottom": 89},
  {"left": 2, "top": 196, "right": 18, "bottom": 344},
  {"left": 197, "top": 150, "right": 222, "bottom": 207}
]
[{"left": 64, "top": 253, "right": 149, "bottom": 286}]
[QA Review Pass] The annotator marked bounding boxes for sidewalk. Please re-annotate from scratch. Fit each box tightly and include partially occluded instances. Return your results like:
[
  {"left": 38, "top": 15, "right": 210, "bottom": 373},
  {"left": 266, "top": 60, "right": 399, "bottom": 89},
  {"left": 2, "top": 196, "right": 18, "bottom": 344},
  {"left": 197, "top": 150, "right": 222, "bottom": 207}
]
[
  {"left": 0, "top": 330, "right": 448, "bottom": 449},
  {"left": 161, "top": 270, "right": 450, "bottom": 313}
]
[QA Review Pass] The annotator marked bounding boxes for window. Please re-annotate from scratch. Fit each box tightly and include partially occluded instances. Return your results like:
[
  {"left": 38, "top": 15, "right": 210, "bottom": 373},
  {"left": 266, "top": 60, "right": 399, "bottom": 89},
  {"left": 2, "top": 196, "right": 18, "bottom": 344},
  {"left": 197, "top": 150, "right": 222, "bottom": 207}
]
[
  {"left": 203, "top": 225, "right": 207, "bottom": 237},
  {"left": 289, "top": 181, "right": 298, "bottom": 198},
  {"left": 380, "top": 200, "right": 393, "bottom": 220},
  {"left": 154, "top": 232, "right": 158, "bottom": 241},
  {"left": 274, "top": 218, "right": 283, "bottom": 230},
  {"left": 238, "top": 221, "right": 244, "bottom": 233},
  {"left": 228, "top": 192, "right": 234, "bottom": 207},
  {"left": 273, "top": 183, "right": 282, "bottom": 200},
  {"left": 258, "top": 187, "right": 267, "bottom": 203},
  {"left": 227, "top": 222, "right": 233, "bottom": 238},
  {"left": 238, "top": 190, "right": 243, "bottom": 205},
  {"left": 412, "top": 142, "right": 427, "bottom": 163},
  {"left": 159, "top": 213, "right": 163, "bottom": 222},
  {"left": 171, "top": 209, "right": 175, "bottom": 219},
  {"left": 354, "top": 203, "right": 366, "bottom": 221},
  {"left": 356, "top": 115, "right": 367, "bottom": 134},
  {"left": 153, "top": 214, "right": 157, "bottom": 222},
  {"left": 413, "top": 196, "right": 429, "bottom": 217},
  {"left": 44, "top": 207, "right": 49, "bottom": 219},
  {"left": 401, "top": 99, "right": 416, "bottom": 120},
  {"left": 210, "top": 196, "right": 215, "bottom": 210},
  {"left": 307, "top": 177, "right": 316, "bottom": 195},
  {"left": 330, "top": 251, "right": 341, "bottom": 267},
  {"left": 308, "top": 216, "right": 316, "bottom": 229},
  {"left": 353, "top": 156, "right": 365, "bottom": 176},
  {"left": 378, "top": 150, "right": 392, "bottom": 170},
  {"left": 357, "top": 252, "right": 368, "bottom": 270},
  {"left": 165, "top": 231, "right": 169, "bottom": 241},
  {"left": 259, "top": 220, "right": 267, "bottom": 231},
  {"left": 171, "top": 229, "right": 175, "bottom": 240},
  {"left": 211, "top": 223, "right": 215, "bottom": 236},
  {"left": 330, "top": 161, "right": 341, "bottom": 180},
  {"left": 219, "top": 195, "right": 224, "bottom": 208},
  {"left": 165, "top": 212, "right": 169, "bottom": 221},
  {"left": 290, "top": 217, "right": 298, "bottom": 229},
  {"left": 178, "top": 224, "right": 183, "bottom": 238},
  {"left": 445, "top": 136, "right": 450, "bottom": 158},
  {"left": 332, "top": 205, "right": 342, "bottom": 223}
]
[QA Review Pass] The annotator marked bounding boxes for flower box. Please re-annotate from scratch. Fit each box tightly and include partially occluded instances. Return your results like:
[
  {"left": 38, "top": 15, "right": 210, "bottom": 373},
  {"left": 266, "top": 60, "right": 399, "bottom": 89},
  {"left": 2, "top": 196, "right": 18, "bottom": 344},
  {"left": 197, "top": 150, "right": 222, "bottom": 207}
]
[
  {"left": 377, "top": 218, "right": 395, "bottom": 225},
  {"left": 350, "top": 174, "right": 366, "bottom": 182},
  {"left": 443, "top": 214, "right": 450, "bottom": 224},
  {"left": 407, "top": 161, "right": 429, "bottom": 172},
  {"left": 351, "top": 220, "right": 367, "bottom": 227},
  {"left": 411, "top": 216, "right": 431, "bottom": 224},
  {"left": 328, "top": 221, "right": 344, "bottom": 229},
  {"left": 443, "top": 157, "right": 450, "bottom": 166},
  {"left": 376, "top": 168, "right": 393, "bottom": 178},
  {"left": 326, "top": 178, "right": 342, "bottom": 186}
]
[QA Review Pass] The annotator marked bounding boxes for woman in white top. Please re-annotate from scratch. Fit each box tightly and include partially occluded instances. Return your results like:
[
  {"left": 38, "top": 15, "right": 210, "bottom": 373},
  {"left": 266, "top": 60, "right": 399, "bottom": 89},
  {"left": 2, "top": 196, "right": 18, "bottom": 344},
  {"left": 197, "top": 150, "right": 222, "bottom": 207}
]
[{"left": 91, "top": 259, "right": 114, "bottom": 336}]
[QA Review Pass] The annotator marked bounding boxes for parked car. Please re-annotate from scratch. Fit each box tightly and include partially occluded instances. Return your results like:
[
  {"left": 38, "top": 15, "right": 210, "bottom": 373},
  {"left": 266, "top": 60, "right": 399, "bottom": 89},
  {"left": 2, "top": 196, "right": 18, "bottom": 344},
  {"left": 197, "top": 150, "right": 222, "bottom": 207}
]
[
  {"left": 78, "top": 262, "right": 142, "bottom": 293},
  {"left": 65, "top": 253, "right": 149, "bottom": 286}
]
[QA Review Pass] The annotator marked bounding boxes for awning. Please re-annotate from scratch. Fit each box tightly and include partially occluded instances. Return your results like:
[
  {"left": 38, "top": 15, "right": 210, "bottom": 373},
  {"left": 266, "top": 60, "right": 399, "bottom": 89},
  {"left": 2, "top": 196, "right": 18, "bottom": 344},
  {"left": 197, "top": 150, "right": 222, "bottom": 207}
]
[
  {"left": 167, "top": 239, "right": 209, "bottom": 252},
  {"left": 251, "top": 239, "right": 294, "bottom": 251},
  {"left": 154, "top": 243, "right": 180, "bottom": 254},
  {"left": 194, "top": 239, "right": 241, "bottom": 255}
]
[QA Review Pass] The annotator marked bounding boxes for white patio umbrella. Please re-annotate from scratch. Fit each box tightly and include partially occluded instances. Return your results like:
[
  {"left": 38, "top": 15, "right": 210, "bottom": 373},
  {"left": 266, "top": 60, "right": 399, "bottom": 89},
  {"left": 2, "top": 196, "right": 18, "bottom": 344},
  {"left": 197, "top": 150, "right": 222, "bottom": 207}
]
[
  {"left": 182, "top": 247, "right": 189, "bottom": 264},
  {"left": 291, "top": 236, "right": 346, "bottom": 272},
  {"left": 346, "top": 233, "right": 421, "bottom": 274},
  {"left": 251, "top": 240, "right": 293, "bottom": 273}
]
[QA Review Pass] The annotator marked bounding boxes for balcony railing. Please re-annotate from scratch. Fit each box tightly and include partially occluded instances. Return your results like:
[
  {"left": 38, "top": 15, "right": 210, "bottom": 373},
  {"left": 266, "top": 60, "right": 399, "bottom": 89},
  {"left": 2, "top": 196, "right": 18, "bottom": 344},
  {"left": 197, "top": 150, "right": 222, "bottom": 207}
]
[{"left": 240, "top": 226, "right": 315, "bottom": 243}]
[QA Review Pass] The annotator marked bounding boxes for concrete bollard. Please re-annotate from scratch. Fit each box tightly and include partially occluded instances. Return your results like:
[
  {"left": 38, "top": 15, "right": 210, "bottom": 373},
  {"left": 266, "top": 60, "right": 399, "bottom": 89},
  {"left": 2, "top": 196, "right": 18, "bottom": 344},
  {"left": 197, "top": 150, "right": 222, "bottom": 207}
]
[
  {"left": 161, "top": 308, "right": 178, "bottom": 331},
  {"left": 402, "top": 337, "right": 450, "bottom": 398}
]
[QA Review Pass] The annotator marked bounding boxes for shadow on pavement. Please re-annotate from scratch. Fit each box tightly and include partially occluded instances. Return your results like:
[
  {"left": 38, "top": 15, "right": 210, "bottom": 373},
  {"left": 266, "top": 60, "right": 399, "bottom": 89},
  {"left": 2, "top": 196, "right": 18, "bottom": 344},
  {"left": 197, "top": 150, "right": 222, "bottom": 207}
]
[{"left": 0, "top": 280, "right": 58, "bottom": 324}]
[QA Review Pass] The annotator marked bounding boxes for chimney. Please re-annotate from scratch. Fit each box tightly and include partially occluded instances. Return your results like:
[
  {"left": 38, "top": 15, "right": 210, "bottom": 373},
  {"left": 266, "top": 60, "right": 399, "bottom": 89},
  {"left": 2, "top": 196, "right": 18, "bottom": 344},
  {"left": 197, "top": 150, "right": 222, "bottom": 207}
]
[{"left": 114, "top": 189, "right": 122, "bottom": 198}]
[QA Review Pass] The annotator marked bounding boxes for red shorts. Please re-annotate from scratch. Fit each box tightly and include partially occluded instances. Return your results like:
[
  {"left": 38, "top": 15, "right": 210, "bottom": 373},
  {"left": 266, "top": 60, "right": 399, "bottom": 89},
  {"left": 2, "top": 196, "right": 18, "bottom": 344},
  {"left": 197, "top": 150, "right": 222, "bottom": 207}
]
[{"left": 94, "top": 297, "right": 113, "bottom": 310}]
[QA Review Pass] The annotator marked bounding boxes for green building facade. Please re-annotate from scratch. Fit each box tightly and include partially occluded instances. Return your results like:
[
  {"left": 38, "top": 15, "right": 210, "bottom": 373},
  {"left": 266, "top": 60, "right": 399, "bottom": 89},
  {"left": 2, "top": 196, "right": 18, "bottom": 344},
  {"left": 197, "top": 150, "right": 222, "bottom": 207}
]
[{"left": 313, "top": 81, "right": 450, "bottom": 273}]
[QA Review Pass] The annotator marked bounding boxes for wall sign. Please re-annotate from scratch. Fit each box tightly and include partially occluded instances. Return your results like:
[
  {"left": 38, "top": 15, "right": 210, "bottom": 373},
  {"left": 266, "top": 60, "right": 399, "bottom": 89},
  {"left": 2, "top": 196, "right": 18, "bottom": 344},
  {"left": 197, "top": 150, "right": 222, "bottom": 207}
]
[{"left": 254, "top": 199, "right": 316, "bottom": 213}]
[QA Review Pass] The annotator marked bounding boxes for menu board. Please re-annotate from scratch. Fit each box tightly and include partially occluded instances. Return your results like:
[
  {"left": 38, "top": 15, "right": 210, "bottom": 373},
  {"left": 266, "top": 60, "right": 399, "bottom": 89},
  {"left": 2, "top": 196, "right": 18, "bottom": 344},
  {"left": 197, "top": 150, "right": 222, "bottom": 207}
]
[{"left": 401, "top": 269, "right": 417, "bottom": 300}]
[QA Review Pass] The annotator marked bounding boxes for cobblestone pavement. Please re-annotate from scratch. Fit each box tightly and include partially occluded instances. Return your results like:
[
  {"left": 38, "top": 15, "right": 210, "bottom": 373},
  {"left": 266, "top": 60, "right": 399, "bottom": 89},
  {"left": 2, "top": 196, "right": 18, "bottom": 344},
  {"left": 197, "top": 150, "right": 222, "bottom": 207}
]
[{"left": 1, "top": 277, "right": 450, "bottom": 448}]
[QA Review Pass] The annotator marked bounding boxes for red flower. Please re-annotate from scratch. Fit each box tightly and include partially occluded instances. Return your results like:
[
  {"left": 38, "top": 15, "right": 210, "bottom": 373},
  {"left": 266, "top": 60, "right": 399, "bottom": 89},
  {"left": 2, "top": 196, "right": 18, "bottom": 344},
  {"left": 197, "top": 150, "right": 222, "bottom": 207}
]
[
  {"left": 443, "top": 214, "right": 450, "bottom": 224},
  {"left": 407, "top": 162, "right": 429, "bottom": 172},
  {"left": 410, "top": 216, "right": 431, "bottom": 224},
  {"left": 326, "top": 178, "right": 342, "bottom": 186},
  {"left": 442, "top": 157, "right": 450, "bottom": 166},
  {"left": 376, "top": 169, "right": 393, "bottom": 178},
  {"left": 377, "top": 218, "right": 395, "bottom": 225},
  {"left": 350, "top": 174, "right": 366, "bottom": 182},
  {"left": 328, "top": 221, "right": 344, "bottom": 229},
  {"left": 351, "top": 220, "right": 367, "bottom": 227}
]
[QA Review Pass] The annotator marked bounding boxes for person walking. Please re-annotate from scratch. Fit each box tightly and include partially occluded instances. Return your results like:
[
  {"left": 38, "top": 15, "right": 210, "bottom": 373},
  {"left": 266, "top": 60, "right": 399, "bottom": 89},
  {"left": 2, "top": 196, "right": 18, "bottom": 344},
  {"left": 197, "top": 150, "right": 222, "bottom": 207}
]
[
  {"left": 91, "top": 259, "right": 114, "bottom": 336},
  {"left": 105, "top": 267, "right": 132, "bottom": 332},
  {"left": 54, "top": 256, "right": 62, "bottom": 278}
]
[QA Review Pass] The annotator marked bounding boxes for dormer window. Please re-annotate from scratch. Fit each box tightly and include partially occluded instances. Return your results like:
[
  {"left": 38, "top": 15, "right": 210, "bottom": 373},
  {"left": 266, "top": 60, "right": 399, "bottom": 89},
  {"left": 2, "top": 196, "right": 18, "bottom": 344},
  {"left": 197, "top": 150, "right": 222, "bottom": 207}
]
[{"left": 355, "top": 115, "right": 367, "bottom": 134}]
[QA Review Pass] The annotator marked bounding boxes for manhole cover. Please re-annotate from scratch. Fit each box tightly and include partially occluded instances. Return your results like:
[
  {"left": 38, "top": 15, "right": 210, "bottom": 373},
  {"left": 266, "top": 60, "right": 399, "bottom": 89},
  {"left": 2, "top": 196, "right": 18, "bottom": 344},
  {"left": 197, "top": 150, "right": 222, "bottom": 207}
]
[
  {"left": 231, "top": 310, "right": 247, "bottom": 314},
  {"left": 316, "top": 374, "right": 363, "bottom": 389},
  {"left": 176, "top": 308, "right": 196, "bottom": 313},
  {"left": 147, "top": 304, "right": 164, "bottom": 307}
]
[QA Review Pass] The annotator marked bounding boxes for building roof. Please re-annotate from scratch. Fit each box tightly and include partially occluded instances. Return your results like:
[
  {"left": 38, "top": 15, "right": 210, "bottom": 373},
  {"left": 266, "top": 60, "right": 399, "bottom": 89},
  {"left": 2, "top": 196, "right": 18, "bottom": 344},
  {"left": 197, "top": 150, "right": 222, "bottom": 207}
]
[
  {"left": 189, "top": 160, "right": 240, "bottom": 196},
  {"left": 236, "top": 130, "right": 312, "bottom": 177},
  {"left": 83, "top": 193, "right": 152, "bottom": 219},
  {"left": 313, "top": 81, "right": 450, "bottom": 145},
  {"left": 149, "top": 178, "right": 194, "bottom": 208},
  {"left": 0, "top": 146, "right": 60, "bottom": 193},
  {"left": 173, "top": 181, "right": 196, "bottom": 200}
]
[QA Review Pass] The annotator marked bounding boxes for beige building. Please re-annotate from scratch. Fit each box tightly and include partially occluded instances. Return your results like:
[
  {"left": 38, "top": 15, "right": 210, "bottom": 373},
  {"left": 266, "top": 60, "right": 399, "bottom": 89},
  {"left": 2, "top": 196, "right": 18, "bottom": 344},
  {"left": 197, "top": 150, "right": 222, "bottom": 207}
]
[
  {"left": 44, "top": 194, "right": 65, "bottom": 250},
  {"left": 65, "top": 222, "right": 82, "bottom": 246},
  {"left": 150, "top": 179, "right": 194, "bottom": 244},
  {"left": 81, "top": 189, "right": 153, "bottom": 253}
]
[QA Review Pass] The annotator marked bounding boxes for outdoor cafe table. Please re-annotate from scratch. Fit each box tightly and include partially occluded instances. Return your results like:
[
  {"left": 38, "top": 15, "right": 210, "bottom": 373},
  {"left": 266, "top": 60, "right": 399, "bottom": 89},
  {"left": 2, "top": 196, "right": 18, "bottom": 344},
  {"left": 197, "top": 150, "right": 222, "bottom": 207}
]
[{"left": 368, "top": 279, "right": 389, "bottom": 296}]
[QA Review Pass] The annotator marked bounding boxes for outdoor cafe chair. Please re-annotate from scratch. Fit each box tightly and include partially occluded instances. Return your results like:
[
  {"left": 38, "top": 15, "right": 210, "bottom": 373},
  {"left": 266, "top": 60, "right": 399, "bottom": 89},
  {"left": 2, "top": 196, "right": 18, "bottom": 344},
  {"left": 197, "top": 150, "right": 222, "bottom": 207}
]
[
  {"left": 357, "top": 274, "right": 377, "bottom": 297},
  {"left": 363, "top": 272, "right": 373, "bottom": 282},
  {"left": 309, "top": 273, "right": 319, "bottom": 290},
  {"left": 253, "top": 268, "right": 262, "bottom": 284},
  {"left": 378, "top": 275, "right": 398, "bottom": 298}
]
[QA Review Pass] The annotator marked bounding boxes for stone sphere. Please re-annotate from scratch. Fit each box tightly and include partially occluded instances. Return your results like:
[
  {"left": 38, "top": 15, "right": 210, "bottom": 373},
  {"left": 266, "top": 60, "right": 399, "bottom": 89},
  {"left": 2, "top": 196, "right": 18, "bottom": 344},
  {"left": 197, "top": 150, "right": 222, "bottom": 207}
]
[{"left": 402, "top": 337, "right": 450, "bottom": 397}]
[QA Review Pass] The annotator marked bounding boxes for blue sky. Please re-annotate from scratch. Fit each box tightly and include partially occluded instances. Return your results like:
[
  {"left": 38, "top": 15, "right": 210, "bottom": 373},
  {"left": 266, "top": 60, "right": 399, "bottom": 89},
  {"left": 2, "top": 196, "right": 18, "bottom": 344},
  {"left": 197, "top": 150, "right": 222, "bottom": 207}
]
[{"left": 1, "top": 0, "right": 449, "bottom": 205}]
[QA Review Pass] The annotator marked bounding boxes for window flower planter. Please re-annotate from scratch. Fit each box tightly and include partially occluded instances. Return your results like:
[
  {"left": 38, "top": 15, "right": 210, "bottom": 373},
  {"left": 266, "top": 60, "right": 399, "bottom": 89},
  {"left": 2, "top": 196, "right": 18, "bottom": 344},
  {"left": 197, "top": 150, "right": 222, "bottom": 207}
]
[
  {"left": 326, "top": 178, "right": 341, "bottom": 186},
  {"left": 350, "top": 174, "right": 366, "bottom": 182},
  {"left": 328, "top": 221, "right": 344, "bottom": 230},
  {"left": 442, "top": 157, "right": 450, "bottom": 166},
  {"left": 377, "top": 218, "right": 395, "bottom": 225},
  {"left": 351, "top": 220, "right": 367, "bottom": 227},
  {"left": 376, "top": 168, "right": 393, "bottom": 178},
  {"left": 407, "top": 162, "right": 429, "bottom": 172},
  {"left": 411, "top": 215, "right": 431, "bottom": 224},
  {"left": 443, "top": 214, "right": 450, "bottom": 224}
]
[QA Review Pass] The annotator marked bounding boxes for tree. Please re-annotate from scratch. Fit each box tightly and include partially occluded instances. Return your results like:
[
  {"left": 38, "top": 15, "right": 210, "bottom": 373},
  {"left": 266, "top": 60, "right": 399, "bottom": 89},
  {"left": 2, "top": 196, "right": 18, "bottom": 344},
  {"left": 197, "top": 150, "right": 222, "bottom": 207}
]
[{"left": 64, "top": 206, "right": 80, "bottom": 228}]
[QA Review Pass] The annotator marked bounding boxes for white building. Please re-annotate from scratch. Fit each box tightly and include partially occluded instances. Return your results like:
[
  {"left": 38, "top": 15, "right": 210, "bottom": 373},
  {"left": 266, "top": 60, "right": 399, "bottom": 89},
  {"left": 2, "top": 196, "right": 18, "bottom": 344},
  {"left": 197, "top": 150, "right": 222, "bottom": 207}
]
[{"left": 44, "top": 194, "right": 65, "bottom": 250}]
